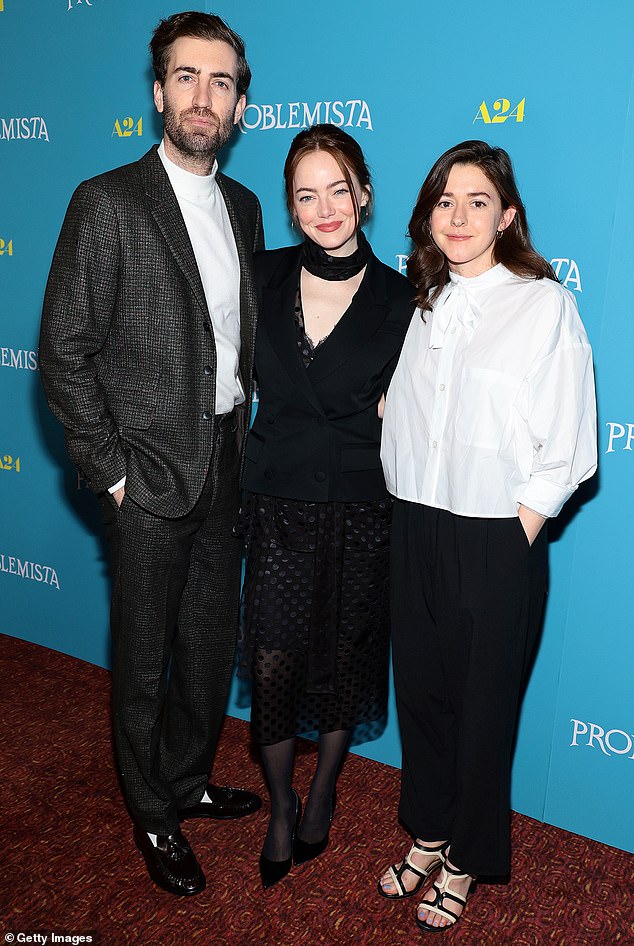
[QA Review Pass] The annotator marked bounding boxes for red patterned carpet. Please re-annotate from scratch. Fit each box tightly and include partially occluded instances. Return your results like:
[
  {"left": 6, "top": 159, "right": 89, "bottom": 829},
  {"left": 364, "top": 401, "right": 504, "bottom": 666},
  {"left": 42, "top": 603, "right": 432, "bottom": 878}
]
[{"left": 1, "top": 633, "right": 633, "bottom": 946}]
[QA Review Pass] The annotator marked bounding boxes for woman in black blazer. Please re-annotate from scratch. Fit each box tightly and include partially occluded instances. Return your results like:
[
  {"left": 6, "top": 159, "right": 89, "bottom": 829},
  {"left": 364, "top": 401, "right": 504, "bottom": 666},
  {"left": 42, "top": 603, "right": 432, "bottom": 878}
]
[{"left": 238, "top": 125, "right": 415, "bottom": 888}]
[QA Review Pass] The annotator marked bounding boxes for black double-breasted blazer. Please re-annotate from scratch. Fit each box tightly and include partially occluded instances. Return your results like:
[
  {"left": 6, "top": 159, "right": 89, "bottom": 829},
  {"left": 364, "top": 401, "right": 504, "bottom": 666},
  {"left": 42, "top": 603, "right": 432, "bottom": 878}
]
[
  {"left": 40, "top": 145, "right": 263, "bottom": 517},
  {"left": 241, "top": 244, "right": 416, "bottom": 502}
]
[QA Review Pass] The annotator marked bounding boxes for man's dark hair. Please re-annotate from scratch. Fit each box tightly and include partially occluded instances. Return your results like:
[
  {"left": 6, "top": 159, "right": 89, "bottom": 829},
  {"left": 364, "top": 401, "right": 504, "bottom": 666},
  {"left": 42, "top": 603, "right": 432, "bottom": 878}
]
[{"left": 150, "top": 11, "right": 251, "bottom": 97}]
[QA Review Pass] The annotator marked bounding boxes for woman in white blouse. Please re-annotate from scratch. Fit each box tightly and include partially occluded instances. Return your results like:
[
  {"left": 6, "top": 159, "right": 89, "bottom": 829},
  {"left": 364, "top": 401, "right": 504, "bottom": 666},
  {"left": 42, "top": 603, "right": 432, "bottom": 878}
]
[{"left": 377, "top": 140, "right": 597, "bottom": 933}]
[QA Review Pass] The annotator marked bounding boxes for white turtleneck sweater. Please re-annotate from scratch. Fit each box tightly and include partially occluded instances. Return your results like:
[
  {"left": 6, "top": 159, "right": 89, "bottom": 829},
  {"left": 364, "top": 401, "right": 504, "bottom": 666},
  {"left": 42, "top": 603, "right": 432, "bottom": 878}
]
[{"left": 158, "top": 140, "right": 243, "bottom": 415}]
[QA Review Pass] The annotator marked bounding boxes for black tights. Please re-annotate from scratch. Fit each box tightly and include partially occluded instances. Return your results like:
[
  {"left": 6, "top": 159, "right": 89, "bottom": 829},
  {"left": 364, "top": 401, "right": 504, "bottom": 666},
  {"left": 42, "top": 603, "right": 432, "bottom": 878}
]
[{"left": 260, "top": 728, "right": 351, "bottom": 860}]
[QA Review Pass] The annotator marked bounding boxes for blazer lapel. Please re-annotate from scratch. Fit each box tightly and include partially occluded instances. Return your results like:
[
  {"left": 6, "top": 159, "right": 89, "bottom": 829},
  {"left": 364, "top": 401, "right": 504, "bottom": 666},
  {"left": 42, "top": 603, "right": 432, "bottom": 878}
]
[
  {"left": 307, "top": 253, "right": 390, "bottom": 385},
  {"left": 261, "top": 248, "right": 325, "bottom": 415},
  {"left": 139, "top": 147, "right": 209, "bottom": 317}
]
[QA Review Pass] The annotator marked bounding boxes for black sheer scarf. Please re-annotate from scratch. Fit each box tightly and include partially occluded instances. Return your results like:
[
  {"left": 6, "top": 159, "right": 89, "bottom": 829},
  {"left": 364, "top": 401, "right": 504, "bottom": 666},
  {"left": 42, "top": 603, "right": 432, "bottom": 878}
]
[{"left": 301, "top": 229, "right": 371, "bottom": 281}]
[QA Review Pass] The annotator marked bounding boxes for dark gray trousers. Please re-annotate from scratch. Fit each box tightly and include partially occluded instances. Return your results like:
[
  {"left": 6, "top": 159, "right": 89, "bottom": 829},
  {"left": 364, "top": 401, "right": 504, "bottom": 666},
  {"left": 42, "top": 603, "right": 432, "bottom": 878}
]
[
  {"left": 390, "top": 500, "right": 548, "bottom": 878},
  {"left": 100, "top": 413, "right": 241, "bottom": 834}
]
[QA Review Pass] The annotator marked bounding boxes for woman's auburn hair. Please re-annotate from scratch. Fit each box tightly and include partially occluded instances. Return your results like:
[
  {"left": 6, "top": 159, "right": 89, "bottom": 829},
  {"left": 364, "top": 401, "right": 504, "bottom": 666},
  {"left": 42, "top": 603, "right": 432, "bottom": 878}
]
[
  {"left": 283, "top": 123, "right": 374, "bottom": 227},
  {"left": 407, "top": 139, "right": 556, "bottom": 312}
]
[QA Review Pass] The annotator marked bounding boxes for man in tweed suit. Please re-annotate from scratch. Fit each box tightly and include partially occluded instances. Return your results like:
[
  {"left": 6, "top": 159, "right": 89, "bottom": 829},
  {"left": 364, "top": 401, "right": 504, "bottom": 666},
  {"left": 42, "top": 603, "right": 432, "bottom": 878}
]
[{"left": 39, "top": 12, "right": 263, "bottom": 896}]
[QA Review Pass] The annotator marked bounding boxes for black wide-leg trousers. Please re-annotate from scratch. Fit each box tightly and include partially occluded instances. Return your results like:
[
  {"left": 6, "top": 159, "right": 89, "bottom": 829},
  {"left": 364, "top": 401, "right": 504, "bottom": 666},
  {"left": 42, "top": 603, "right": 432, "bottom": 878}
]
[
  {"left": 390, "top": 500, "right": 548, "bottom": 877},
  {"left": 99, "top": 413, "right": 242, "bottom": 835}
]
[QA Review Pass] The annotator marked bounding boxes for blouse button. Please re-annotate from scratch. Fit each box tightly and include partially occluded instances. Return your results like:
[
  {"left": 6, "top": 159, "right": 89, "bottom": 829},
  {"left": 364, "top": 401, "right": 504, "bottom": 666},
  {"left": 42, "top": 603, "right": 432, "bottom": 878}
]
[
  {"left": 439, "top": 383, "right": 445, "bottom": 392},
  {"left": 432, "top": 440, "right": 438, "bottom": 448}
]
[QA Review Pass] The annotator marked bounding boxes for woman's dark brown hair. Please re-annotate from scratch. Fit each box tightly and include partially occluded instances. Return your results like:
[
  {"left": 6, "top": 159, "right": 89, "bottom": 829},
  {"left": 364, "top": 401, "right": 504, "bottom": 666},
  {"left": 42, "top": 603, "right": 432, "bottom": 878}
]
[
  {"left": 408, "top": 140, "right": 556, "bottom": 311},
  {"left": 150, "top": 11, "right": 251, "bottom": 97},
  {"left": 283, "top": 124, "right": 373, "bottom": 226}
]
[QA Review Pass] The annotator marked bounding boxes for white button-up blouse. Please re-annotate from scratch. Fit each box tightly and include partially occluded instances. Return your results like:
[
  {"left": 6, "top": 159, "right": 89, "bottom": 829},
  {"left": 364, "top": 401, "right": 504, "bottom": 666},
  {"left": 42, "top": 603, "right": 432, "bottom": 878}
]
[{"left": 381, "top": 264, "right": 597, "bottom": 519}]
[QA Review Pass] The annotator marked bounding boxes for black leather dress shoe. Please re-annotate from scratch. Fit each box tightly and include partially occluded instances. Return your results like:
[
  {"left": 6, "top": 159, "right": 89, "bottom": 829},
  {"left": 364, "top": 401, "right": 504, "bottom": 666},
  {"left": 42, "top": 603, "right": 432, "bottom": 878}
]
[
  {"left": 134, "top": 826, "right": 206, "bottom": 896},
  {"left": 178, "top": 784, "right": 262, "bottom": 821}
]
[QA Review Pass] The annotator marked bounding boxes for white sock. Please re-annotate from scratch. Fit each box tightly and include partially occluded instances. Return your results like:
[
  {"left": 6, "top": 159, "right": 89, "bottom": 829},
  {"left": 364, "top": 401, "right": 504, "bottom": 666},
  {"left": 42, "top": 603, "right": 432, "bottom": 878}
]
[
  {"left": 147, "top": 832, "right": 158, "bottom": 846},
  {"left": 201, "top": 790, "right": 212, "bottom": 804}
]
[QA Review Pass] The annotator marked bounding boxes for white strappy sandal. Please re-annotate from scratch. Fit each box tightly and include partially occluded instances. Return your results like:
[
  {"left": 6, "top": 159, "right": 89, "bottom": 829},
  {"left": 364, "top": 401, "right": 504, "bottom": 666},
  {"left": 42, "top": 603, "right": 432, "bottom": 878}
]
[
  {"left": 377, "top": 840, "right": 447, "bottom": 900},
  {"left": 415, "top": 861, "right": 476, "bottom": 933}
]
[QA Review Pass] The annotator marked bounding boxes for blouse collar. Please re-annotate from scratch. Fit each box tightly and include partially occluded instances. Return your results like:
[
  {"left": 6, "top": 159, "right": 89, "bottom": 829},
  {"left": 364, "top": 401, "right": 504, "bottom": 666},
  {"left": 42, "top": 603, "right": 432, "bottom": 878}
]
[
  {"left": 448, "top": 263, "right": 512, "bottom": 289},
  {"left": 427, "top": 264, "right": 514, "bottom": 349}
]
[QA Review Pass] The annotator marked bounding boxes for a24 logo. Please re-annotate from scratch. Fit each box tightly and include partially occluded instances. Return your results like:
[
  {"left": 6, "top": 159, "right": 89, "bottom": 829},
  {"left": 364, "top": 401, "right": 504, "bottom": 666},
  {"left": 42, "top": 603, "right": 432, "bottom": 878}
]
[
  {"left": 474, "top": 98, "right": 525, "bottom": 124},
  {"left": 0, "top": 455, "right": 21, "bottom": 473},
  {"left": 112, "top": 117, "right": 143, "bottom": 138}
]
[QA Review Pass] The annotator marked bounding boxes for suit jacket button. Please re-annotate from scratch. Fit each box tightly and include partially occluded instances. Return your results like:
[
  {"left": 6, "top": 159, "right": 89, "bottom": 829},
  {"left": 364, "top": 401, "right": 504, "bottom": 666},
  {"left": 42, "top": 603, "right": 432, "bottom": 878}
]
[
  {"left": 202, "top": 410, "right": 212, "bottom": 421},
  {"left": 318, "top": 416, "right": 327, "bottom": 427},
  {"left": 203, "top": 365, "right": 213, "bottom": 376},
  {"left": 314, "top": 471, "right": 326, "bottom": 482},
  {"left": 203, "top": 321, "right": 211, "bottom": 333},
  {"left": 264, "top": 470, "right": 274, "bottom": 480}
]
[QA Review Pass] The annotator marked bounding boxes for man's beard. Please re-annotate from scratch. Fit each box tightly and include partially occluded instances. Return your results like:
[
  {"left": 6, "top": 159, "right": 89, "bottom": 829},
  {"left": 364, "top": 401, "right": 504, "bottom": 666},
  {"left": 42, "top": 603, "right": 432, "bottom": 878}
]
[{"left": 162, "top": 96, "right": 236, "bottom": 160}]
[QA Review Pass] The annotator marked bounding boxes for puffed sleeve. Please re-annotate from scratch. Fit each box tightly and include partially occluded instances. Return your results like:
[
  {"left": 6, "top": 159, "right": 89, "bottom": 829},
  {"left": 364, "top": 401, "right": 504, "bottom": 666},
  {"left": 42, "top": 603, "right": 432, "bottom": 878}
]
[{"left": 517, "top": 288, "right": 597, "bottom": 518}]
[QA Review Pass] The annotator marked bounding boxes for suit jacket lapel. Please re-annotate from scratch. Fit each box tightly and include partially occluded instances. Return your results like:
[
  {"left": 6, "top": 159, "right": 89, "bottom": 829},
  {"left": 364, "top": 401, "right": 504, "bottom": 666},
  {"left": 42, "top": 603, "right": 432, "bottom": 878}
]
[
  {"left": 307, "top": 253, "right": 390, "bottom": 384},
  {"left": 139, "top": 146, "right": 209, "bottom": 317},
  {"left": 217, "top": 173, "right": 257, "bottom": 392}
]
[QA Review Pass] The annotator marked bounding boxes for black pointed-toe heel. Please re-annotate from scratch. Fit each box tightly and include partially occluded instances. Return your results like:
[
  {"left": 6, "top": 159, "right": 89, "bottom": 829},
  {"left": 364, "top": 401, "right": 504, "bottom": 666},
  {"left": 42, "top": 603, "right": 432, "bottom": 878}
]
[
  {"left": 293, "top": 789, "right": 336, "bottom": 866},
  {"left": 259, "top": 790, "right": 301, "bottom": 890}
]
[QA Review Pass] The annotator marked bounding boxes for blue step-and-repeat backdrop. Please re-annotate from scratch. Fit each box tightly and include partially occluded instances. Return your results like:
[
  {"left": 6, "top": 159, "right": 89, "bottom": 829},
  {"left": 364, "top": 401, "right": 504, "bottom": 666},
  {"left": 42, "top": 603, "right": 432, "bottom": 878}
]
[{"left": 1, "top": 1, "right": 633, "bottom": 854}]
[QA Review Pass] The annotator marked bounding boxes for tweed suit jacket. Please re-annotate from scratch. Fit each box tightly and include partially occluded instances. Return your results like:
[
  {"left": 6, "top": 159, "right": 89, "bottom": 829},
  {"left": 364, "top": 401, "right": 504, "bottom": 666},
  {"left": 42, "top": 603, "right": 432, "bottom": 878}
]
[
  {"left": 40, "top": 145, "right": 263, "bottom": 518},
  {"left": 241, "top": 244, "right": 416, "bottom": 502}
]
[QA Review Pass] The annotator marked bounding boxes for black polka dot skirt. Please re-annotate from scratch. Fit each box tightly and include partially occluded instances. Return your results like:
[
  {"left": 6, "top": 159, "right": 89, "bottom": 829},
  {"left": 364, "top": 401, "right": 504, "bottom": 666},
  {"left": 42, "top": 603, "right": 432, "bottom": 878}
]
[{"left": 237, "top": 492, "right": 392, "bottom": 746}]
